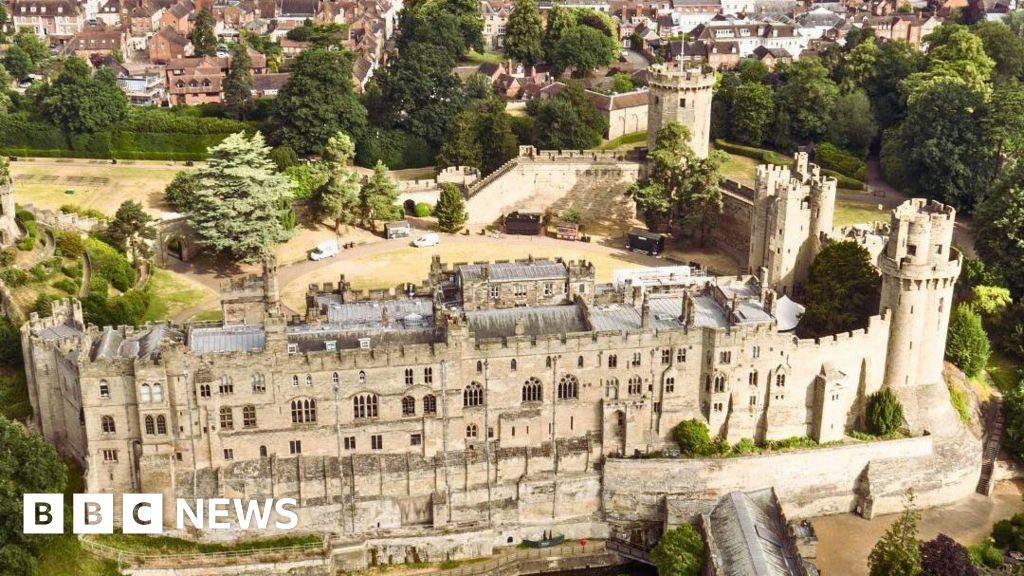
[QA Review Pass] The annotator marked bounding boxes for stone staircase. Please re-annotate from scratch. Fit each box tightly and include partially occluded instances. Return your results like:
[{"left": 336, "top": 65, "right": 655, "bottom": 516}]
[{"left": 976, "top": 398, "right": 1004, "bottom": 496}]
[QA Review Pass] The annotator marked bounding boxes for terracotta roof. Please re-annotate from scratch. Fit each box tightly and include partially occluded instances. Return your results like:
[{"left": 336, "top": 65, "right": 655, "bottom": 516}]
[{"left": 280, "top": 0, "right": 316, "bottom": 15}]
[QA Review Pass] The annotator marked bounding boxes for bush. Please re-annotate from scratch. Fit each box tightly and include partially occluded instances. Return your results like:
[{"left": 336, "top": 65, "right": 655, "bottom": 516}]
[
  {"left": 355, "top": 129, "right": 435, "bottom": 170},
  {"left": 967, "top": 540, "right": 1003, "bottom": 568},
  {"left": 414, "top": 202, "right": 432, "bottom": 217},
  {"left": 52, "top": 278, "right": 79, "bottom": 295},
  {"left": 15, "top": 208, "right": 35, "bottom": 222},
  {"left": 673, "top": 419, "right": 714, "bottom": 457},
  {"left": 284, "top": 163, "right": 328, "bottom": 201},
  {"left": 713, "top": 139, "right": 790, "bottom": 166},
  {"left": 32, "top": 293, "right": 56, "bottom": 317},
  {"left": 23, "top": 220, "right": 38, "bottom": 238},
  {"left": 0, "top": 315, "right": 22, "bottom": 367},
  {"left": 733, "top": 438, "right": 756, "bottom": 455},
  {"left": 992, "top": 519, "right": 1015, "bottom": 547},
  {"left": 16, "top": 235, "right": 35, "bottom": 251},
  {"left": 85, "top": 237, "right": 136, "bottom": 292},
  {"left": 946, "top": 304, "right": 991, "bottom": 378},
  {"left": 61, "top": 262, "right": 82, "bottom": 279},
  {"left": 270, "top": 145, "right": 298, "bottom": 171},
  {"left": 0, "top": 268, "right": 29, "bottom": 287},
  {"left": 55, "top": 231, "right": 85, "bottom": 258},
  {"left": 866, "top": 388, "right": 905, "bottom": 436},
  {"left": 29, "top": 263, "right": 52, "bottom": 282},
  {"left": 0, "top": 248, "right": 16, "bottom": 267},
  {"left": 88, "top": 276, "right": 109, "bottom": 296},
  {"left": 815, "top": 142, "right": 867, "bottom": 181},
  {"left": 764, "top": 436, "right": 819, "bottom": 451}
]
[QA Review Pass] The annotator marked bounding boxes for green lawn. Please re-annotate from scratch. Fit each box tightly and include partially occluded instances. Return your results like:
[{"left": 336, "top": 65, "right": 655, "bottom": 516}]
[
  {"left": 833, "top": 199, "right": 889, "bottom": 228},
  {"left": 599, "top": 131, "right": 647, "bottom": 151},
  {"left": 987, "top": 351, "right": 1022, "bottom": 393},
  {"left": 718, "top": 152, "right": 760, "bottom": 187},
  {"left": 461, "top": 49, "right": 504, "bottom": 65},
  {"left": 189, "top": 308, "right": 223, "bottom": 323},
  {"left": 142, "top": 268, "right": 216, "bottom": 323}
]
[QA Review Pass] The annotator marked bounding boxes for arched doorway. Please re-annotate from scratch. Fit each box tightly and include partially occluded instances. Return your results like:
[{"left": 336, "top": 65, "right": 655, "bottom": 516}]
[
  {"left": 166, "top": 236, "right": 183, "bottom": 260},
  {"left": 404, "top": 199, "right": 416, "bottom": 215}
]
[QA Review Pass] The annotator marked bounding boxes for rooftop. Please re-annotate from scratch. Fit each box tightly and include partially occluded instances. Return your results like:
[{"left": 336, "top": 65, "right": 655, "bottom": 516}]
[{"left": 458, "top": 259, "right": 569, "bottom": 283}]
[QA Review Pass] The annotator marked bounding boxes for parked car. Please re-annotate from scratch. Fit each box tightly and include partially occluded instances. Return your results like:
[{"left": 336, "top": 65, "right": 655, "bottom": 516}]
[
  {"left": 412, "top": 233, "right": 440, "bottom": 248},
  {"left": 309, "top": 240, "right": 339, "bottom": 261}
]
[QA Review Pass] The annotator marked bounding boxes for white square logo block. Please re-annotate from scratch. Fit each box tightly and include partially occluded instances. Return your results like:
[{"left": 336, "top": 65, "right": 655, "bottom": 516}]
[
  {"left": 122, "top": 494, "right": 163, "bottom": 534},
  {"left": 73, "top": 493, "right": 114, "bottom": 534},
  {"left": 23, "top": 494, "right": 64, "bottom": 534}
]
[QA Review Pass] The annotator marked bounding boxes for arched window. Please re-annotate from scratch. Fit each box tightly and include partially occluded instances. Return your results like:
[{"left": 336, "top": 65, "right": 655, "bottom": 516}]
[
  {"left": 292, "top": 375, "right": 299, "bottom": 387},
  {"left": 140, "top": 384, "right": 151, "bottom": 403},
  {"left": 704, "top": 374, "right": 711, "bottom": 392},
  {"left": 464, "top": 382, "right": 484, "bottom": 407},
  {"left": 628, "top": 376, "right": 642, "bottom": 396},
  {"left": 99, "top": 380, "right": 110, "bottom": 399},
  {"left": 156, "top": 415, "right": 167, "bottom": 435},
  {"left": 353, "top": 394, "right": 378, "bottom": 419},
  {"left": 558, "top": 374, "right": 579, "bottom": 400},
  {"left": 714, "top": 374, "right": 726, "bottom": 393},
  {"left": 466, "top": 424, "right": 478, "bottom": 438},
  {"left": 332, "top": 372, "right": 340, "bottom": 387},
  {"left": 291, "top": 398, "right": 317, "bottom": 423},
  {"left": 252, "top": 373, "right": 266, "bottom": 393},
  {"left": 510, "top": 359, "right": 517, "bottom": 371},
  {"left": 218, "top": 376, "right": 233, "bottom": 394},
  {"left": 748, "top": 371, "right": 758, "bottom": 386},
  {"left": 545, "top": 356, "right": 552, "bottom": 368},
  {"left": 152, "top": 384, "right": 163, "bottom": 402},
  {"left": 577, "top": 355, "right": 584, "bottom": 369},
  {"left": 101, "top": 415, "right": 115, "bottom": 433},
  {"left": 243, "top": 405, "right": 257, "bottom": 428},
  {"left": 476, "top": 360, "right": 483, "bottom": 373},
  {"left": 402, "top": 395, "right": 416, "bottom": 416},
  {"left": 522, "top": 377, "right": 542, "bottom": 402},
  {"left": 776, "top": 373, "right": 786, "bottom": 387},
  {"left": 199, "top": 384, "right": 211, "bottom": 398},
  {"left": 423, "top": 394, "right": 437, "bottom": 414},
  {"left": 259, "top": 445, "right": 268, "bottom": 458},
  {"left": 144, "top": 415, "right": 155, "bottom": 435},
  {"left": 605, "top": 378, "right": 619, "bottom": 399},
  {"left": 358, "top": 371, "right": 366, "bottom": 384},
  {"left": 219, "top": 406, "right": 233, "bottom": 430},
  {"left": 305, "top": 374, "right": 313, "bottom": 387}
]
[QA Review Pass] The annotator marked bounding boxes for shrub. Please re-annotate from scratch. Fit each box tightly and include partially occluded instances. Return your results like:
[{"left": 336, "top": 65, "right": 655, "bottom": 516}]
[
  {"left": 55, "top": 231, "right": 85, "bottom": 258},
  {"left": 355, "top": 129, "right": 435, "bottom": 170},
  {"left": 733, "top": 438, "right": 756, "bottom": 455},
  {"left": 764, "top": 436, "right": 819, "bottom": 450},
  {"left": 0, "top": 268, "right": 29, "bottom": 287},
  {"left": 866, "top": 388, "right": 905, "bottom": 436},
  {"left": 0, "top": 315, "right": 22, "bottom": 367},
  {"left": 270, "top": 145, "right": 298, "bottom": 171},
  {"left": 29, "top": 263, "right": 52, "bottom": 282},
  {"left": 967, "top": 540, "right": 1003, "bottom": 568},
  {"left": 650, "top": 524, "right": 704, "bottom": 576},
  {"left": 32, "top": 293, "right": 56, "bottom": 317},
  {"left": 673, "top": 419, "right": 714, "bottom": 457},
  {"left": 88, "top": 276, "right": 109, "bottom": 296},
  {"left": 23, "top": 220, "right": 38, "bottom": 238},
  {"left": 16, "top": 236, "right": 35, "bottom": 251},
  {"left": 815, "top": 142, "right": 867, "bottom": 181},
  {"left": 948, "top": 382, "right": 970, "bottom": 424},
  {"left": 713, "top": 139, "right": 789, "bottom": 166},
  {"left": 14, "top": 208, "right": 35, "bottom": 222},
  {"left": 85, "top": 237, "right": 136, "bottom": 292},
  {"left": 560, "top": 208, "right": 581, "bottom": 224},
  {"left": 284, "top": 163, "right": 328, "bottom": 201},
  {"left": 61, "top": 262, "right": 82, "bottom": 279},
  {"left": 0, "top": 248, "right": 15, "bottom": 267},
  {"left": 992, "top": 519, "right": 1015, "bottom": 548},
  {"left": 946, "top": 303, "right": 991, "bottom": 378},
  {"left": 52, "top": 278, "right": 79, "bottom": 295},
  {"left": 414, "top": 202, "right": 432, "bottom": 217}
]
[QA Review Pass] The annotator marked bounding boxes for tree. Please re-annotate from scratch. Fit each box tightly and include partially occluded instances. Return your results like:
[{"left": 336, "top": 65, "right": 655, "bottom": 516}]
[
  {"left": 475, "top": 99, "right": 519, "bottom": 174},
  {"left": 437, "top": 111, "right": 483, "bottom": 171},
  {"left": 191, "top": 8, "right": 218, "bottom": 57},
  {"left": 865, "top": 40, "right": 925, "bottom": 130},
  {"left": 0, "top": 416, "right": 67, "bottom": 576},
  {"left": 316, "top": 132, "right": 361, "bottom": 230},
  {"left": 527, "top": 80, "right": 606, "bottom": 149},
  {"left": 730, "top": 82, "right": 775, "bottom": 146},
  {"left": 164, "top": 171, "right": 200, "bottom": 212},
  {"left": 543, "top": 4, "right": 575, "bottom": 62},
  {"left": 2, "top": 45, "right": 32, "bottom": 82},
  {"left": 36, "top": 57, "right": 127, "bottom": 138},
  {"left": 798, "top": 242, "right": 880, "bottom": 337},
  {"left": 0, "top": 5, "right": 8, "bottom": 44},
  {"left": 552, "top": 25, "right": 616, "bottom": 77},
  {"left": 223, "top": 43, "right": 254, "bottom": 120},
  {"left": 976, "top": 165, "right": 1024, "bottom": 298},
  {"left": 376, "top": 42, "right": 465, "bottom": 146},
  {"left": 505, "top": 0, "right": 543, "bottom": 65},
  {"left": 920, "top": 534, "right": 978, "bottom": 576},
  {"left": 650, "top": 524, "right": 704, "bottom": 576},
  {"left": 187, "top": 132, "right": 292, "bottom": 262},
  {"left": 774, "top": 58, "right": 839, "bottom": 143},
  {"left": 905, "top": 26, "right": 994, "bottom": 97},
  {"left": 359, "top": 161, "right": 400, "bottom": 227},
  {"left": 829, "top": 89, "right": 877, "bottom": 155},
  {"left": 946, "top": 303, "right": 991, "bottom": 377},
  {"left": 984, "top": 81, "right": 1024, "bottom": 178},
  {"left": 866, "top": 388, "right": 905, "bottom": 436},
  {"left": 271, "top": 48, "right": 367, "bottom": 155},
  {"left": 837, "top": 39, "right": 879, "bottom": 93},
  {"left": 736, "top": 58, "right": 769, "bottom": 83},
  {"left": 868, "top": 493, "right": 921, "bottom": 576},
  {"left": 611, "top": 72, "right": 634, "bottom": 93},
  {"left": 0, "top": 315, "right": 22, "bottom": 368},
  {"left": 434, "top": 183, "right": 467, "bottom": 232},
  {"left": 973, "top": 21, "right": 1024, "bottom": 81},
  {"left": 106, "top": 200, "right": 155, "bottom": 263},
  {"left": 673, "top": 418, "right": 714, "bottom": 457}
]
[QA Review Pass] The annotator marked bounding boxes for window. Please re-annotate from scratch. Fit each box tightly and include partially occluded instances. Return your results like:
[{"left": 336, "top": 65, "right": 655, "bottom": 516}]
[
  {"left": 476, "top": 360, "right": 484, "bottom": 373},
  {"left": 224, "top": 449, "right": 234, "bottom": 460},
  {"left": 489, "top": 285, "right": 499, "bottom": 299},
  {"left": 200, "top": 384, "right": 211, "bottom": 398},
  {"left": 332, "top": 372, "right": 339, "bottom": 387},
  {"left": 402, "top": 395, "right": 416, "bottom": 416},
  {"left": 288, "top": 343, "right": 298, "bottom": 354},
  {"left": 714, "top": 374, "right": 726, "bottom": 393},
  {"left": 677, "top": 348, "right": 686, "bottom": 363},
  {"left": 144, "top": 415, "right": 155, "bottom": 435},
  {"left": 464, "top": 382, "right": 484, "bottom": 407},
  {"left": 679, "top": 97, "right": 686, "bottom": 108},
  {"left": 344, "top": 436, "right": 356, "bottom": 450},
  {"left": 776, "top": 373, "right": 786, "bottom": 387},
  {"left": 557, "top": 374, "right": 579, "bottom": 400},
  {"left": 522, "top": 377, "right": 542, "bottom": 402},
  {"left": 289, "top": 440, "right": 302, "bottom": 455},
  {"left": 608, "top": 355, "right": 618, "bottom": 368},
  {"left": 719, "top": 351, "right": 732, "bottom": 364},
  {"left": 292, "top": 375, "right": 299, "bottom": 387},
  {"left": 102, "top": 449, "right": 118, "bottom": 462},
  {"left": 219, "top": 377, "right": 233, "bottom": 395},
  {"left": 353, "top": 394, "right": 378, "bottom": 419},
  {"left": 305, "top": 374, "right": 313, "bottom": 387},
  {"left": 252, "top": 373, "right": 266, "bottom": 393},
  {"left": 631, "top": 353, "right": 641, "bottom": 367},
  {"left": 466, "top": 424, "right": 478, "bottom": 438},
  {"left": 752, "top": 346, "right": 760, "bottom": 359},
  {"left": 606, "top": 378, "right": 618, "bottom": 399},
  {"left": 511, "top": 358, "right": 517, "bottom": 371},
  {"left": 749, "top": 371, "right": 758, "bottom": 386},
  {"left": 665, "top": 377, "right": 675, "bottom": 393},
  {"left": 371, "top": 434, "right": 382, "bottom": 450},
  {"left": 628, "top": 376, "right": 642, "bottom": 396},
  {"left": 514, "top": 284, "right": 527, "bottom": 297},
  {"left": 424, "top": 367, "right": 433, "bottom": 383},
  {"left": 291, "top": 398, "right": 317, "bottom": 424},
  {"left": 243, "top": 405, "right": 257, "bottom": 428},
  {"left": 405, "top": 368, "right": 414, "bottom": 385},
  {"left": 544, "top": 283, "right": 553, "bottom": 296},
  {"left": 141, "top": 384, "right": 151, "bottom": 403},
  {"left": 99, "top": 381, "right": 110, "bottom": 399},
  {"left": 423, "top": 394, "right": 436, "bottom": 415},
  {"left": 156, "top": 415, "right": 167, "bottom": 435},
  {"left": 325, "top": 341, "right": 336, "bottom": 352},
  {"left": 358, "top": 371, "right": 366, "bottom": 385},
  {"left": 410, "top": 433, "right": 422, "bottom": 446},
  {"left": 713, "top": 402, "right": 723, "bottom": 412},
  {"left": 101, "top": 415, "right": 116, "bottom": 433},
  {"left": 662, "top": 349, "right": 671, "bottom": 365},
  {"left": 546, "top": 356, "right": 552, "bottom": 368},
  {"left": 219, "top": 407, "right": 234, "bottom": 430},
  {"left": 749, "top": 395, "right": 757, "bottom": 406},
  {"left": 259, "top": 445, "right": 268, "bottom": 457}
]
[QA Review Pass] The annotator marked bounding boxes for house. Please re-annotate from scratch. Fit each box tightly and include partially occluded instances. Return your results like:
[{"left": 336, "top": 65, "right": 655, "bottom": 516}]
[
  {"left": 150, "top": 25, "right": 190, "bottom": 63},
  {"left": 752, "top": 45, "right": 792, "bottom": 69},
  {"left": 277, "top": 0, "right": 317, "bottom": 22},
  {"left": 64, "top": 26, "right": 130, "bottom": 59},
  {"left": 252, "top": 72, "right": 289, "bottom": 97},
  {"left": 158, "top": 0, "right": 193, "bottom": 35},
  {"left": 96, "top": 0, "right": 122, "bottom": 26},
  {"left": 129, "top": 1, "right": 164, "bottom": 35},
  {"left": 103, "top": 60, "right": 167, "bottom": 105},
  {"left": 860, "top": 14, "right": 925, "bottom": 48},
  {"left": 667, "top": 38, "right": 740, "bottom": 69},
  {"left": 481, "top": 0, "right": 511, "bottom": 50},
  {"left": 589, "top": 88, "right": 649, "bottom": 139},
  {"left": 10, "top": 0, "right": 85, "bottom": 39},
  {"left": 690, "top": 19, "right": 808, "bottom": 59},
  {"left": 165, "top": 48, "right": 267, "bottom": 104}
]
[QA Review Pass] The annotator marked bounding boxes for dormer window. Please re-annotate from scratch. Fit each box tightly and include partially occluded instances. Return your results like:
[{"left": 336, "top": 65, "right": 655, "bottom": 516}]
[{"left": 324, "top": 340, "right": 336, "bottom": 351}]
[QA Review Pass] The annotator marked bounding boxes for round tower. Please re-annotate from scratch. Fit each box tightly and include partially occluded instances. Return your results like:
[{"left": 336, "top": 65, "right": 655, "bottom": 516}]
[
  {"left": 646, "top": 63, "right": 715, "bottom": 158},
  {"left": 878, "top": 199, "right": 961, "bottom": 431},
  {"left": 0, "top": 159, "right": 20, "bottom": 249}
]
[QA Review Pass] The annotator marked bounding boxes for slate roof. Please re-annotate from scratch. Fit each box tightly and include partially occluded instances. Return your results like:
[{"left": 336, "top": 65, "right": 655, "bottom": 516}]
[
  {"left": 466, "top": 304, "right": 589, "bottom": 338},
  {"left": 92, "top": 325, "right": 168, "bottom": 361},
  {"left": 312, "top": 296, "right": 434, "bottom": 328},
  {"left": 189, "top": 324, "right": 266, "bottom": 354},
  {"left": 458, "top": 260, "right": 569, "bottom": 283},
  {"left": 704, "top": 489, "right": 803, "bottom": 576}
]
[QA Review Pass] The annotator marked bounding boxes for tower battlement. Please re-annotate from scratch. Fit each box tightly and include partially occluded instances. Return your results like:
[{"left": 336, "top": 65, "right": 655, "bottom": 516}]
[
  {"left": 647, "top": 63, "right": 717, "bottom": 89},
  {"left": 646, "top": 63, "right": 715, "bottom": 158}
]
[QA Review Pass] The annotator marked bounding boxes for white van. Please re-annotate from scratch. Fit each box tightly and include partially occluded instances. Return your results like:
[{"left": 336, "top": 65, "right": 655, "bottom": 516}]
[
  {"left": 309, "top": 240, "right": 339, "bottom": 261},
  {"left": 412, "top": 233, "right": 440, "bottom": 248}
]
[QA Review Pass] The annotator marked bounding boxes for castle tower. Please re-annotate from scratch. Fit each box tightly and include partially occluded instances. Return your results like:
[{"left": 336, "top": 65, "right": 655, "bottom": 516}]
[
  {"left": 646, "top": 63, "right": 715, "bottom": 158},
  {"left": 879, "top": 199, "right": 961, "bottom": 432},
  {"left": 0, "top": 159, "right": 21, "bottom": 249}
]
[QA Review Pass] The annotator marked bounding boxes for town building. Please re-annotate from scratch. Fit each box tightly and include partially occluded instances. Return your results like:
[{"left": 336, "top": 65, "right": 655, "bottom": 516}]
[
  {"left": 0, "top": 162, "right": 20, "bottom": 250},
  {"left": 10, "top": 0, "right": 86, "bottom": 39}
]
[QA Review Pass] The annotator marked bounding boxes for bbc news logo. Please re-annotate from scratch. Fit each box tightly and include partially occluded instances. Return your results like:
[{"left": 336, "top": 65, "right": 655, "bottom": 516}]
[{"left": 23, "top": 495, "right": 299, "bottom": 534}]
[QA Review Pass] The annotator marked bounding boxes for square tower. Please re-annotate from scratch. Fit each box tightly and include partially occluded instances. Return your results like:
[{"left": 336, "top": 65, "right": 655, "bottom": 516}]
[{"left": 646, "top": 63, "right": 716, "bottom": 158}]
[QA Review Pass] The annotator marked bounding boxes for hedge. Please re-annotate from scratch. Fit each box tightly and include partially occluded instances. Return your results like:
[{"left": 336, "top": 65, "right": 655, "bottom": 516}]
[
  {"left": 84, "top": 237, "right": 136, "bottom": 292},
  {"left": 355, "top": 129, "right": 435, "bottom": 170},
  {"left": 715, "top": 139, "right": 866, "bottom": 190},
  {"left": 815, "top": 142, "right": 867, "bottom": 181}
]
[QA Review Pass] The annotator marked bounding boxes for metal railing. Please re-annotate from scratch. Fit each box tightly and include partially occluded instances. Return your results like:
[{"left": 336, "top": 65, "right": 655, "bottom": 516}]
[{"left": 419, "top": 540, "right": 609, "bottom": 576}]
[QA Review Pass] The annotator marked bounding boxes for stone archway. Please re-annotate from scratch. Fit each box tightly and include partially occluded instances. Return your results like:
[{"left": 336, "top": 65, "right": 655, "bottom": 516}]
[
  {"left": 154, "top": 216, "right": 201, "bottom": 266},
  {"left": 404, "top": 199, "right": 416, "bottom": 215}
]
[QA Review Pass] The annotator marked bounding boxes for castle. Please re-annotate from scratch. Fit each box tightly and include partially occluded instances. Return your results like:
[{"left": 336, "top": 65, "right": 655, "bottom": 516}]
[
  {"left": 0, "top": 159, "right": 20, "bottom": 249},
  {"left": 21, "top": 150, "right": 977, "bottom": 558}
]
